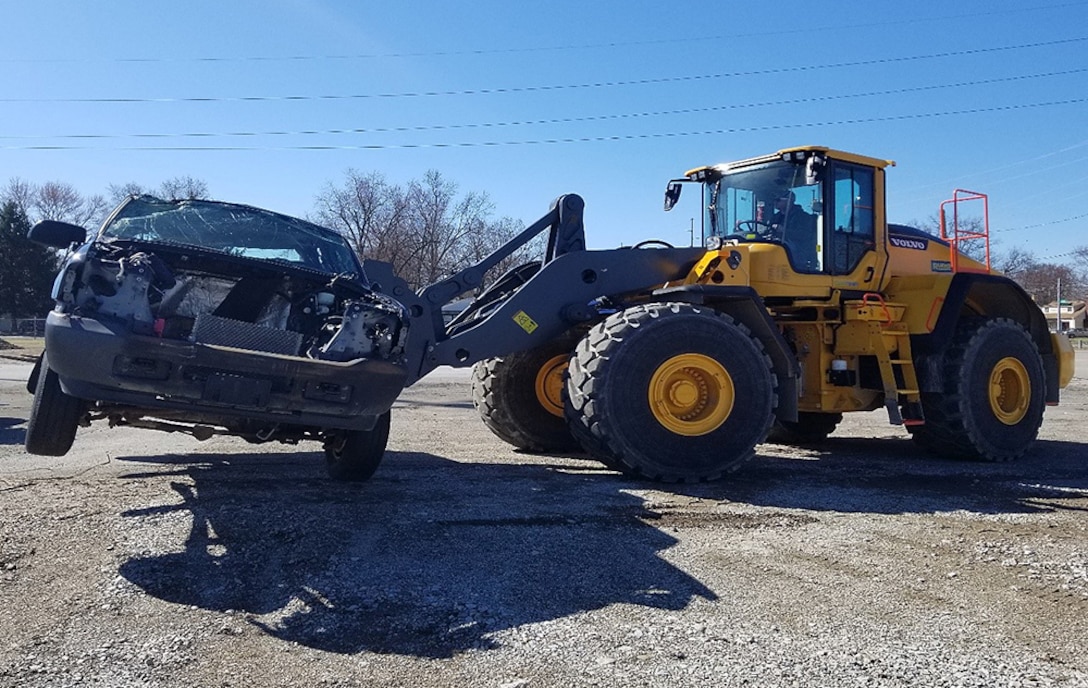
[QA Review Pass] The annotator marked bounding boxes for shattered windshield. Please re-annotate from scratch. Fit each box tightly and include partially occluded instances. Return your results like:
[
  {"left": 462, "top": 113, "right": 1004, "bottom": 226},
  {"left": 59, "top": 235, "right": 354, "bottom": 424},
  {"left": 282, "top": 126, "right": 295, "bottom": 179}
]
[{"left": 100, "top": 196, "right": 362, "bottom": 277}]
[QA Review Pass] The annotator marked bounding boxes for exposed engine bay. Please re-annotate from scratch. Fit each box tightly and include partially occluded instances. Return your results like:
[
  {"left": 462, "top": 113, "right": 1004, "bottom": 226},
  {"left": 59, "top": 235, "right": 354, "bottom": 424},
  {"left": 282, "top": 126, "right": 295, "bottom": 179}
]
[{"left": 55, "top": 241, "right": 408, "bottom": 364}]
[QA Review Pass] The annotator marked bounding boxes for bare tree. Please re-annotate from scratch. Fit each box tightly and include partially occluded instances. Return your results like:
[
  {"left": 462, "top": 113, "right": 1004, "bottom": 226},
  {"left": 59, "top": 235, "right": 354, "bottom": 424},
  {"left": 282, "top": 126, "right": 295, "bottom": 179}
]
[
  {"left": 314, "top": 169, "right": 540, "bottom": 293},
  {"left": 1016, "top": 262, "right": 1085, "bottom": 305},
  {"left": 107, "top": 182, "right": 150, "bottom": 205},
  {"left": 32, "top": 181, "right": 108, "bottom": 227},
  {"left": 993, "top": 245, "right": 1037, "bottom": 279},
  {"left": 159, "top": 176, "right": 209, "bottom": 201},
  {"left": 312, "top": 170, "right": 409, "bottom": 271},
  {"left": 2, "top": 178, "right": 35, "bottom": 214}
]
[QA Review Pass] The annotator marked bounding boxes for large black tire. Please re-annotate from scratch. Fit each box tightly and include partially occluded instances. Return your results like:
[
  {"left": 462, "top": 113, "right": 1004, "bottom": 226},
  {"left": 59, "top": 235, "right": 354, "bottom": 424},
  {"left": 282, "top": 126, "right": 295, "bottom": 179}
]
[
  {"left": 471, "top": 330, "right": 583, "bottom": 453},
  {"left": 766, "top": 412, "right": 842, "bottom": 445},
  {"left": 911, "top": 318, "right": 1045, "bottom": 461},
  {"left": 25, "top": 352, "right": 85, "bottom": 456},
  {"left": 565, "top": 302, "right": 777, "bottom": 482},
  {"left": 324, "top": 411, "right": 390, "bottom": 482}
]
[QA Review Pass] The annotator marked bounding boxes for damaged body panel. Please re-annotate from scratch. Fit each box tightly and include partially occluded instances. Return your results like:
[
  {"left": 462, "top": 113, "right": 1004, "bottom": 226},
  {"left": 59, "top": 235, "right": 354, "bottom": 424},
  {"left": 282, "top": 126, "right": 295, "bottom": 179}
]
[{"left": 26, "top": 196, "right": 410, "bottom": 480}]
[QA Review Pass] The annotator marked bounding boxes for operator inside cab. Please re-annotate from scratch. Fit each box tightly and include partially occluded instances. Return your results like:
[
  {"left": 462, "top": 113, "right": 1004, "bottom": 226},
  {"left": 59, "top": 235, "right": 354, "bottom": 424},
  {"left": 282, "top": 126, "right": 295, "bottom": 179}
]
[
  {"left": 695, "top": 150, "right": 878, "bottom": 277},
  {"left": 704, "top": 160, "right": 822, "bottom": 272}
]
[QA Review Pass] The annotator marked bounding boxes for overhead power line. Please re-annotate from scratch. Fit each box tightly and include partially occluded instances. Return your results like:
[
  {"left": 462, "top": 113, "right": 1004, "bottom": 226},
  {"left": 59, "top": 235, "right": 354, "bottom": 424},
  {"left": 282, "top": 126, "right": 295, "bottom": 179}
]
[
  {"left": 3, "top": 68, "right": 1083, "bottom": 142},
  {"left": 3, "top": 36, "right": 1085, "bottom": 104},
  {"left": 3, "top": 2, "right": 1084, "bottom": 63},
  {"left": 996, "top": 213, "right": 1088, "bottom": 233},
  {"left": 1040, "top": 249, "right": 1086, "bottom": 261},
  {"left": 5, "top": 97, "right": 1084, "bottom": 151}
]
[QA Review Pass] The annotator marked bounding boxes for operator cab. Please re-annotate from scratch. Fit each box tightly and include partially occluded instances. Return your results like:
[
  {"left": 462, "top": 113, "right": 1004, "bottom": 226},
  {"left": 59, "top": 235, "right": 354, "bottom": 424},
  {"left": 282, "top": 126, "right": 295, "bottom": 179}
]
[{"left": 668, "top": 147, "right": 892, "bottom": 291}]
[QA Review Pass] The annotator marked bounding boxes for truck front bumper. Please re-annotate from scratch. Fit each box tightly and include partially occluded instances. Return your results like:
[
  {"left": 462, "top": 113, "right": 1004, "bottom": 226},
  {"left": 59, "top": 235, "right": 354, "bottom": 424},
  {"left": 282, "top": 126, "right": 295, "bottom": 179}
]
[{"left": 44, "top": 311, "right": 409, "bottom": 431}]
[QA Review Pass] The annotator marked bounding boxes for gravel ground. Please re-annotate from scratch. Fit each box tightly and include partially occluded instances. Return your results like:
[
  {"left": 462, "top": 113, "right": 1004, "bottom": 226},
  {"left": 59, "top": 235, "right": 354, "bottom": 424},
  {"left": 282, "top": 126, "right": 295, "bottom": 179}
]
[{"left": 1, "top": 356, "right": 1086, "bottom": 688}]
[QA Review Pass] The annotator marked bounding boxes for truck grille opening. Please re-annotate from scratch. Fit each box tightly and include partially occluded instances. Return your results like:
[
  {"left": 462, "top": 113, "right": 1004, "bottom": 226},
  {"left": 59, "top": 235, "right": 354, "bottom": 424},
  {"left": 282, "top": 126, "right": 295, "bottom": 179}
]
[{"left": 192, "top": 313, "right": 303, "bottom": 356}]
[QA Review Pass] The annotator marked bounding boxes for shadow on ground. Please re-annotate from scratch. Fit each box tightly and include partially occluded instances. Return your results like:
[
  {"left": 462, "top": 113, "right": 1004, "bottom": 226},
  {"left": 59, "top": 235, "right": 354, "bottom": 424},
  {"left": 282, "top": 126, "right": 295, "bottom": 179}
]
[
  {"left": 118, "top": 450, "right": 717, "bottom": 658},
  {"left": 679, "top": 436, "right": 1088, "bottom": 515},
  {"left": 0, "top": 417, "right": 25, "bottom": 446},
  {"left": 115, "top": 433, "right": 1087, "bottom": 658}
]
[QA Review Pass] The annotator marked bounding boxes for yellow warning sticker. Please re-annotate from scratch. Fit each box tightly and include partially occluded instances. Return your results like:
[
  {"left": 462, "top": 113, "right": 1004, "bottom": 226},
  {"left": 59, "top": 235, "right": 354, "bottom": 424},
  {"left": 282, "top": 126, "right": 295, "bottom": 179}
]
[{"left": 513, "top": 310, "right": 538, "bottom": 334}]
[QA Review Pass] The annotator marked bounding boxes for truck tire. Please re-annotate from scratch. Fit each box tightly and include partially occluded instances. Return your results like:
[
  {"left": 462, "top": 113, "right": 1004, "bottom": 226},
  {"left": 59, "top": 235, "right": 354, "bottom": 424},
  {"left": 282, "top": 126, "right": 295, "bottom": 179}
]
[
  {"left": 324, "top": 411, "right": 390, "bottom": 482},
  {"left": 25, "top": 352, "right": 84, "bottom": 457},
  {"left": 566, "top": 303, "right": 777, "bottom": 482},
  {"left": 911, "top": 318, "right": 1045, "bottom": 461},
  {"left": 766, "top": 412, "right": 842, "bottom": 445},
  {"left": 471, "top": 331, "right": 583, "bottom": 453}
]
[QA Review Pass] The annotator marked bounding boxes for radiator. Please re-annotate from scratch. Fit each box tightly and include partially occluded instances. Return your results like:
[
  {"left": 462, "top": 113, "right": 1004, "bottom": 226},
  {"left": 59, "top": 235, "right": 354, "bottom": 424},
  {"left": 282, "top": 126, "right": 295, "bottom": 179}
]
[{"left": 191, "top": 313, "right": 303, "bottom": 356}]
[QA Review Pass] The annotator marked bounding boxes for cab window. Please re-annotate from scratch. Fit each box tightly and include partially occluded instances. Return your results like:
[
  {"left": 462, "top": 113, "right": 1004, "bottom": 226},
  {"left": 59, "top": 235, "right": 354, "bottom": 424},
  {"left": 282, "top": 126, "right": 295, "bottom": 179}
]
[
  {"left": 829, "top": 164, "right": 875, "bottom": 275},
  {"left": 703, "top": 159, "right": 823, "bottom": 273}
]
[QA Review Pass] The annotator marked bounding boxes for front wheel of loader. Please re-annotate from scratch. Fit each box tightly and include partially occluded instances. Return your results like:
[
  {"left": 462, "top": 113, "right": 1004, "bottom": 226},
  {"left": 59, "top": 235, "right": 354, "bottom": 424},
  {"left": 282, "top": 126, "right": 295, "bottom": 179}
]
[
  {"left": 565, "top": 303, "right": 777, "bottom": 482},
  {"left": 471, "top": 330, "right": 583, "bottom": 453},
  {"left": 912, "top": 318, "right": 1045, "bottom": 461},
  {"left": 324, "top": 411, "right": 390, "bottom": 482},
  {"left": 766, "top": 412, "right": 842, "bottom": 446}
]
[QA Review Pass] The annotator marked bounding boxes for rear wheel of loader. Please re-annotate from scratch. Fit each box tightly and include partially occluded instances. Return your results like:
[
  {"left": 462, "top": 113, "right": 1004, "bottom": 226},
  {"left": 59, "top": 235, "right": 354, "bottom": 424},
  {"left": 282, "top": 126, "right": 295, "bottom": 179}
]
[
  {"left": 324, "top": 411, "right": 390, "bottom": 482},
  {"left": 566, "top": 303, "right": 776, "bottom": 482},
  {"left": 766, "top": 412, "right": 842, "bottom": 445},
  {"left": 912, "top": 318, "right": 1045, "bottom": 461},
  {"left": 471, "top": 330, "right": 583, "bottom": 452}
]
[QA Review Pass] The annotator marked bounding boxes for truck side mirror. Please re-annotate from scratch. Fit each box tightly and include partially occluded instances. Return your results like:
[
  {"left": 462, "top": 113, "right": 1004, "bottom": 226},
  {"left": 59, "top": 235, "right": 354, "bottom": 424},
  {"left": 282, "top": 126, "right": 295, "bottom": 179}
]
[
  {"left": 664, "top": 182, "right": 683, "bottom": 211},
  {"left": 27, "top": 220, "right": 86, "bottom": 248}
]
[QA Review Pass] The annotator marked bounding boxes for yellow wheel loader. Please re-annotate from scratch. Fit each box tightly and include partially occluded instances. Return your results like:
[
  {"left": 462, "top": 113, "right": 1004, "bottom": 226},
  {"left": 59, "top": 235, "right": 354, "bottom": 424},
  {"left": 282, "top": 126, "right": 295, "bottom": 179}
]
[{"left": 453, "top": 146, "right": 1074, "bottom": 482}]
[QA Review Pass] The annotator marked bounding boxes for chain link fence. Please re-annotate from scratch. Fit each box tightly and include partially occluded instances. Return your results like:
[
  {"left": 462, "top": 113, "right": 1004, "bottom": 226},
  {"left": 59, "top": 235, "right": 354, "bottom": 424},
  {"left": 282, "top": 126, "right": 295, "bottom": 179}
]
[{"left": 1, "top": 318, "right": 47, "bottom": 337}]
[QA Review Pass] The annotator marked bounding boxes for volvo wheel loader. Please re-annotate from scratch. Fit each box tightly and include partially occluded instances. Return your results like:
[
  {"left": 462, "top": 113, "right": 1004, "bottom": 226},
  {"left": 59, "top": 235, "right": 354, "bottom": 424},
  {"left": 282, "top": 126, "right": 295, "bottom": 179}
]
[
  {"left": 454, "top": 146, "right": 1075, "bottom": 482},
  {"left": 26, "top": 146, "right": 1074, "bottom": 483}
]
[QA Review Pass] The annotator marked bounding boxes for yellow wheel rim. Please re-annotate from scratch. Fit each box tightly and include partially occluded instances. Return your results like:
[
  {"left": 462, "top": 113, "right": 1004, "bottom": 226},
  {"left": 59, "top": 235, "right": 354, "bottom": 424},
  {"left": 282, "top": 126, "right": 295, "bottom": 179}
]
[
  {"left": 648, "top": 353, "right": 734, "bottom": 436},
  {"left": 989, "top": 356, "right": 1031, "bottom": 425},
  {"left": 534, "top": 354, "right": 569, "bottom": 418}
]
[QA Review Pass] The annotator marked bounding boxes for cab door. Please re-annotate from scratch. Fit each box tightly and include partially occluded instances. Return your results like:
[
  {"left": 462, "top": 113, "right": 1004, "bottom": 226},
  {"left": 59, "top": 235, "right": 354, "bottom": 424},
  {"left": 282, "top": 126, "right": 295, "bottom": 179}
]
[{"left": 824, "top": 161, "right": 887, "bottom": 294}]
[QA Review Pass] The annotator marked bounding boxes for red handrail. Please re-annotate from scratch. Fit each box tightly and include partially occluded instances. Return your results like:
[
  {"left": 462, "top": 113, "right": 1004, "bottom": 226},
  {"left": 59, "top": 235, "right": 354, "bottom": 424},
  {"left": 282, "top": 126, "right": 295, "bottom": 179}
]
[{"left": 939, "top": 189, "right": 990, "bottom": 273}]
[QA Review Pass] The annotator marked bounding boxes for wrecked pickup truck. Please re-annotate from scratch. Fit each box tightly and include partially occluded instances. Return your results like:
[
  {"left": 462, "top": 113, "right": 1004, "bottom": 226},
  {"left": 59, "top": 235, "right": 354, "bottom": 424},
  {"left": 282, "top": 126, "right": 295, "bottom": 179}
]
[{"left": 26, "top": 196, "right": 410, "bottom": 480}]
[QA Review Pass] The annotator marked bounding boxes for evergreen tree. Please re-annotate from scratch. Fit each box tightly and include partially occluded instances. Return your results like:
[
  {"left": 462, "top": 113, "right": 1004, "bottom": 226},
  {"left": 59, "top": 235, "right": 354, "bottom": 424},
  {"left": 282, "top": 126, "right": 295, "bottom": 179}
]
[{"left": 0, "top": 201, "right": 58, "bottom": 319}]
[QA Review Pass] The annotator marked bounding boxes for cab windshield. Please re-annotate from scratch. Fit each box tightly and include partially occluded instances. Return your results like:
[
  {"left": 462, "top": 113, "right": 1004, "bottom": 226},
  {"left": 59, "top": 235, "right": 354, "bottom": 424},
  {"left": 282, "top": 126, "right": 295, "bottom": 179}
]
[{"left": 705, "top": 159, "right": 822, "bottom": 270}]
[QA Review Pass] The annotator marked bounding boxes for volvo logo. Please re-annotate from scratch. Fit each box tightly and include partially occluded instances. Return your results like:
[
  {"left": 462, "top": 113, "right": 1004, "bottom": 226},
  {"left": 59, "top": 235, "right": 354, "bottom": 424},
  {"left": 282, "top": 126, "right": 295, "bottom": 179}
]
[{"left": 889, "top": 236, "right": 928, "bottom": 251}]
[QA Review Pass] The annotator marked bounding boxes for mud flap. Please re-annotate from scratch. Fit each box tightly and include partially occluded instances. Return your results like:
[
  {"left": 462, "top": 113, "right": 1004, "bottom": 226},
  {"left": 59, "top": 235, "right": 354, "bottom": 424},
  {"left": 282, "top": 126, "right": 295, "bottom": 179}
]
[{"left": 26, "top": 352, "right": 44, "bottom": 394}]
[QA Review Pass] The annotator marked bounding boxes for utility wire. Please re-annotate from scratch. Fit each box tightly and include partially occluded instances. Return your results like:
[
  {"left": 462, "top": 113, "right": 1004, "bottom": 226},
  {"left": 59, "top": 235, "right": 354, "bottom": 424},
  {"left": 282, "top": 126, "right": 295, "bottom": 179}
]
[
  {"left": 3, "top": 68, "right": 1083, "bottom": 142},
  {"left": 5, "top": 97, "right": 1084, "bottom": 151},
  {"left": 995, "top": 213, "right": 1088, "bottom": 233},
  {"left": 3, "top": 36, "right": 1084, "bottom": 104},
  {"left": 3, "top": 2, "right": 1084, "bottom": 63}
]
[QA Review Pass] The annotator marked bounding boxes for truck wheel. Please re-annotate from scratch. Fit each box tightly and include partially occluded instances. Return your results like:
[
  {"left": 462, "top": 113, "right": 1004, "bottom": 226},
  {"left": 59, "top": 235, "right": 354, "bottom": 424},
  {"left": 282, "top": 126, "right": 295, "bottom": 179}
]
[
  {"left": 324, "top": 411, "right": 390, "bottom": 482},
  {"left": 471, "top": 331, "right": 583, "bottom": 452},
  {"left": 912, "top": 318, "right": 1045, "bottom": 461},
  {"left": 766, "top": 412, "right": 842, "bottom": 445},
  {"left": 566, "top": 303, "right": 777, "bottom": 482},
  {"left": 25, "top": 352, "right": 85, "bottom": 456}
]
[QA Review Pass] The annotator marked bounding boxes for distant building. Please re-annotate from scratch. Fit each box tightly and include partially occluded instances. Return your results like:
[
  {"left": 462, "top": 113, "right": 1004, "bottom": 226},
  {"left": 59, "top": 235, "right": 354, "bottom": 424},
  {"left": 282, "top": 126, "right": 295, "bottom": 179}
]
[{"left": 1042, "top": 299, "right": 1086, "bottom": 331}]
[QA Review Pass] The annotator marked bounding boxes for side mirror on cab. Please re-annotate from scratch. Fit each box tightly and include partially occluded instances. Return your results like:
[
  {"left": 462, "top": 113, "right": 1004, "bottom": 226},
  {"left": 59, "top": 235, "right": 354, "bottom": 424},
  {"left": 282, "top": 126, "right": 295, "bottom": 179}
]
[
  {"left": 27, "top": 220, "right": 86, "bottom": 248},
  {"left": 664, "top": 181, "right": 683, "bottom": 211}
]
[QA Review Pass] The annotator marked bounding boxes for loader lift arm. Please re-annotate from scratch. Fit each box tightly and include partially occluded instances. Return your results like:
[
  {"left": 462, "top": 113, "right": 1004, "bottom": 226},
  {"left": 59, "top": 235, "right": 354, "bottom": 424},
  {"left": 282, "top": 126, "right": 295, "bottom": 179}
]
[{"left": 363, "top": 194, "right": 708, "bottom": 385}]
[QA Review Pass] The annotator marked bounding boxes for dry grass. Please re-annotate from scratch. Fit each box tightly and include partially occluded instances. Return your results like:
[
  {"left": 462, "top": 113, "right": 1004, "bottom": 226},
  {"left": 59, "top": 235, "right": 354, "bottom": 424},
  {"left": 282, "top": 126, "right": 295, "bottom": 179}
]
[{"left": 0, "top": 336, "right": 44, "bottom": 360}]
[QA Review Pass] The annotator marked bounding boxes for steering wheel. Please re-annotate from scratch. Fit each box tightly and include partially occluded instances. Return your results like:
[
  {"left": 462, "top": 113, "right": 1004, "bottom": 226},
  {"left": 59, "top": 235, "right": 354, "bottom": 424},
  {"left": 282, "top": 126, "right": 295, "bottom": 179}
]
[
  {"left": 632, "top": 239, "right": 675, "bottom": 249},
  {"left": 734, "top": 220, "right": 776, "bottom": 239}
]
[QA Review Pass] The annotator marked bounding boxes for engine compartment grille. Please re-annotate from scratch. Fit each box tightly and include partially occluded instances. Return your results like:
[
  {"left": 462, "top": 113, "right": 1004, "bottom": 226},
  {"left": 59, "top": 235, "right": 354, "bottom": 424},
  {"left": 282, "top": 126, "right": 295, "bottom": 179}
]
[{"left": 192, "top": 313, "right": 303, "bottom": 356}]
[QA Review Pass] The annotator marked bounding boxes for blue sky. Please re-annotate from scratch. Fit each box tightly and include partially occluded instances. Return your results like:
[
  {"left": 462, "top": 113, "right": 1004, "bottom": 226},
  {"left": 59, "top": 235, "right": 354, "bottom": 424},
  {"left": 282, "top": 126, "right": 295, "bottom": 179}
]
[{"left": 3, "top": 1, "right": 1087, "bottom": 263}]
